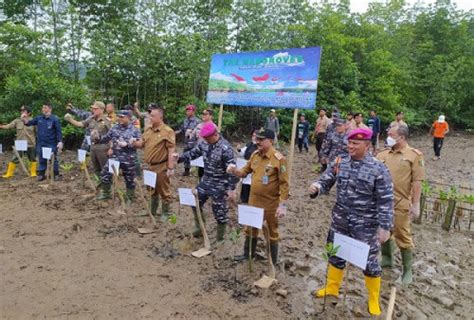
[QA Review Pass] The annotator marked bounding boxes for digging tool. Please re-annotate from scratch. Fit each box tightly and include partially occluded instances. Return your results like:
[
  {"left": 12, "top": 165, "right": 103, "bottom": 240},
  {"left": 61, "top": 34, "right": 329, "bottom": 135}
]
[
  {"left": 254, "top": 222, "right": 277, "bottom": 289},
  {"left": 386, "top": 287, "right": 397, "bottom": 320},
  {"left": 135, "top": 178, "right": 157, "bottom": 232},
  {"left": 83, "top": 163, "right": 96, "bottom": 191},
  {"left": 12, "top": 147, "right": 29, "bottom": 177},
  {"left": 191, "top": 189, "right": 212, "bottom": 258}
]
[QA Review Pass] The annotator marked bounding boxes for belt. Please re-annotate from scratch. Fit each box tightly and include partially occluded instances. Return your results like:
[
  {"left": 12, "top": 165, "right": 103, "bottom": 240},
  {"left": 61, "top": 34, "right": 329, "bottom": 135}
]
[{"left": 149, "top": 159, "right": 167, "bottom": 165}]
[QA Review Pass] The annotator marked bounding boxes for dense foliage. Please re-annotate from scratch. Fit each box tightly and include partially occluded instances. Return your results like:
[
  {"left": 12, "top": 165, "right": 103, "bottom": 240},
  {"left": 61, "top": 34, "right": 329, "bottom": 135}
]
[{"left": 1, "top": 0, "right": 473, "bottom": 143}]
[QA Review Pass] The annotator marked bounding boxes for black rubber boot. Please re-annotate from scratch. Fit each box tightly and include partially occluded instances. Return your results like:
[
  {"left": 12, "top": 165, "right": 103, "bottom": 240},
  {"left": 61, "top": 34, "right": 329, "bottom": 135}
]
[
  {"left": 150, "top": 196, "right": 159, "bottom": 217},
  {"left": 270, "top": 242, "right": 279, "bottom": 265},
  {"left": 183, "top": 168, "right": 190, "bottom": 176},
  {"left": 234, "top": 236, "right": 257, "bottom": 262},
  {"left": 191, "top": 207, "right": 205, "bottom": 237}
]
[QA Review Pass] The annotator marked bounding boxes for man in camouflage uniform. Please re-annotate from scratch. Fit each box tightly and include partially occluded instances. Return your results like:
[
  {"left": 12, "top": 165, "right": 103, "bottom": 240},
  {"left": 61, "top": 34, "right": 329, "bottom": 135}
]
[
  {"left": 174, "top": 122, "right": 238, "bottom": 243},
  {"left": 133, "top": 105, "right": 176, "bottom": 222},
  {"left": 228, "top": 129, "right": 289, "bottom": 264},
  {"left": 175, "top": 104, "right": 201, "bottom": 176},
  {"left": 65, "top": 101, "right": 111, "bottom": 175},
  {"left": 319, "top": 118, "right": 348, "bottom": 165},
  {"left": 94, "top": 110, "right": 141, "bottom": 201},
  {"left": 189, "top": 108, "right": 215, "bottom": 180},
  {"left": 0, "top": 106, "right": 37, "bottom": 178},
  {"left": 309, "top": 128, "right": 393, "bottom": 316},
  {"left": 376, "top": 125, "right": 425, "bottom": 285}
]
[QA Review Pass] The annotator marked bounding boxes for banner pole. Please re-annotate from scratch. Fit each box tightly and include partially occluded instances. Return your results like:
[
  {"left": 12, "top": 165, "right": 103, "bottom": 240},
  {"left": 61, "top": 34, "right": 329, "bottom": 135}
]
[
  {"left": 288, "top": 108, "right": 298, "bottom": 187},
  {"left": 218, "top": 104, "right": 224, "bottom": 131}
]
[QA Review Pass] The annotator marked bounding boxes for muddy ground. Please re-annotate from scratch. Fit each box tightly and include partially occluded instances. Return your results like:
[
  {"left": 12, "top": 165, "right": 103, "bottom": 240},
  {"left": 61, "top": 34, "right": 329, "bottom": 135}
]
[{"left": 0, "top": 133, "right": 473, "bottom": 319}]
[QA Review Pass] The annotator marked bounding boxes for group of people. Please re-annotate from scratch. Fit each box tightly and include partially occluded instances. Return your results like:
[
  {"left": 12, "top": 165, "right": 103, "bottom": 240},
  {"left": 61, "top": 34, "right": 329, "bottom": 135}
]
[{"left": 1, "top": 102, "right": 449, "bottom": 316}]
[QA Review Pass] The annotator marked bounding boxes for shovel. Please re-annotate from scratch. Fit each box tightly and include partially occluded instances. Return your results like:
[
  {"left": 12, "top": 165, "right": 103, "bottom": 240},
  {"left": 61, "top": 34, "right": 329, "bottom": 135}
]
[
  {"left": 254, "top": 222, "right": 277, "bottom": 289},
  {"left": 191, "top": 189, "right": 212, "bottom": 258},
  {"left": 135, "top": 178, "right": 156, "bottom": 234},
  {"left": 12, "top": 147, "right": 30, "bottom": 177}
]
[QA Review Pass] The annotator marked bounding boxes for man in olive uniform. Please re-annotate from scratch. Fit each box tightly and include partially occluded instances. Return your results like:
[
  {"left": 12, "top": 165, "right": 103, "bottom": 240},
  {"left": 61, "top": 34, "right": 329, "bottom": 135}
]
[
  {"left": 65, "top": 101, "right": 111, "bottom": 176},
  {"left": 133, "top": 105, "right": 176, "bottom": 222},
  {"left": 0, "top": 106, "right": 37, "bottom": 178},
  {"left": 376, "top": 124, "right": 425, "bottom": 285},
  {"left": 308, "top": 128, "right": 393, "bottom": 316},
  {"left": 228, "top": 129, "right": 290, "bottom": 264}
]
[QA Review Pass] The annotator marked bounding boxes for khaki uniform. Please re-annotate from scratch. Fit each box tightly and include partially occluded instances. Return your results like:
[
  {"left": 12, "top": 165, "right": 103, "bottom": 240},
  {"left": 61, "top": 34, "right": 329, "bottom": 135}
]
[
  {"left": 142, "top": 123, "right": 176, "bottom": 203},
  {"left": 82, "top": 115, "right": 111, "bottom": 174},
  {"left": 377, "top": 145, "right": 425, "bottom": 248},
  {"left": 240, "top": 147, "right": 289, "bottom": 241},
  {"left": 4, "top": 117, "right": 37, "bottom": 162}
]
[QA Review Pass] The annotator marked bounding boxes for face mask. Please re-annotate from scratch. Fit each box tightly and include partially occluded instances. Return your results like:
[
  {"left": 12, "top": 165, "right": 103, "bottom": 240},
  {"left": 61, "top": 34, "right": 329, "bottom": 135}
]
[{"left": 386, "top": 136, "right": 398, "bottom": 147}]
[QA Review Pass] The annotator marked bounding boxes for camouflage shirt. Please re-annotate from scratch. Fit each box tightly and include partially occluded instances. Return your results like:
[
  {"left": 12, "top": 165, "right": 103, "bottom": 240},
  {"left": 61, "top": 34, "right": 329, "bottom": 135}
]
[{"left": 98, "top": 123, "right": 141, "bottom": 162}]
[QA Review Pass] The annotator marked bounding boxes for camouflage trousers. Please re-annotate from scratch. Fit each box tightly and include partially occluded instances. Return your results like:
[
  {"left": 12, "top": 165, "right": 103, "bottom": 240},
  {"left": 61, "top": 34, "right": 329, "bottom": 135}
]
[
  {"left": 196, "top": 184, "right": 229, "bottom": 224},
  {"left": 100, "top": 160, "right": 136, "bottom": 190},
  {"left": 326, "top": 205, "right": 381, "bottom": 277}
]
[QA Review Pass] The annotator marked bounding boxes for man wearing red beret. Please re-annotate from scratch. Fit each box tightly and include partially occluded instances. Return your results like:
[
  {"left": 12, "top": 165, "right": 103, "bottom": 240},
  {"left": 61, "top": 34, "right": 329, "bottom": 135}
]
[{"left": 308, "top": 127, "right": 394, "bottom": 316}]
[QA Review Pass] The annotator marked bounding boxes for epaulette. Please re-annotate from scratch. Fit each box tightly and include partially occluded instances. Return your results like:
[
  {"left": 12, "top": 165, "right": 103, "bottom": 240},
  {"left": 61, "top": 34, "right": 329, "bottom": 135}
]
[
  {"left": 410, "top": 147, "right": 423, "bottom": 156},
  {"left": 274, "top": 152, "right": 285, "bottom": 160}
]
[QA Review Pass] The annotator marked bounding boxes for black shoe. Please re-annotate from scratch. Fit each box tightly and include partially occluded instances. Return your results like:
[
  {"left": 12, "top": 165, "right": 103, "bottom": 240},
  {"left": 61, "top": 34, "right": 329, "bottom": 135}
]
[
  {"left": 54, "top": 175, "right": 61, "bottom": 181},
  {"left": 37, "top": 175, "right": 46, "bottom": 182},
  {"left": 234, "top": 236, "right": 257, "bottom": 262}
]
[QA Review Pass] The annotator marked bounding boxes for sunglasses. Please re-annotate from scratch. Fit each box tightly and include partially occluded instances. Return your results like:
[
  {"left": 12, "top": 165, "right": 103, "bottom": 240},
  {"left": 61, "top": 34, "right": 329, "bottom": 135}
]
[{"left": 202, "top": 112, "right": 210, "bottom": 116}]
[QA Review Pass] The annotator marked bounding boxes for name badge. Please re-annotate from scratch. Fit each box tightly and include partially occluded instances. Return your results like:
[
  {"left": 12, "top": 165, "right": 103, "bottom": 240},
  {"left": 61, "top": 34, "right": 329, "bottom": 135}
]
[{"left": 262, "top": 175, "right": 269, "bottom": 185}]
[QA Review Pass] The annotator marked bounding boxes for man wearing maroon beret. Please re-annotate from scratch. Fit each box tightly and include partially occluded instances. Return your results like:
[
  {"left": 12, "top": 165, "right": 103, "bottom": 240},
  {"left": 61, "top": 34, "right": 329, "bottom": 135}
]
[{"left": 308, "top": 127, "right": 394, "bottom": 316}]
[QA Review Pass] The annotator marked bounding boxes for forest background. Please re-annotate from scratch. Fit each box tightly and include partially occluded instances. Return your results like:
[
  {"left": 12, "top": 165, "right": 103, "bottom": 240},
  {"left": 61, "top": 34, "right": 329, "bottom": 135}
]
[{"left": 1, "top": 0, "right": 473, "bottom": 146}]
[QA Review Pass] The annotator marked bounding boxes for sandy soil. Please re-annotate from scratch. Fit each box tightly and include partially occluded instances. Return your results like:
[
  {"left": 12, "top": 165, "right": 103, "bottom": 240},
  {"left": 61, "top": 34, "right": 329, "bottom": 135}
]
[{"left": 0, "top": 133, "right": 473, "bottom": 319}]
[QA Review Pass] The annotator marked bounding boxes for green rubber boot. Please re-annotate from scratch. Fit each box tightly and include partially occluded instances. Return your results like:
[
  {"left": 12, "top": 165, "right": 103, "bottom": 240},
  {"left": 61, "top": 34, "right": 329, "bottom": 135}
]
[
  {"left": 216, "top": 223, "right": 226, "bottom": 244},
  {"left": 191, "top": 207, "right": 205, "bottom": 237},
  {"left": 96, "top": 184, "right": 111, "bottom": 200},
  {"left": 401, "top": 248, "right": 413, "bottom": 285},
  {"left": 125, "top": 188, "right": 135, "bottom": 204},
  {"left": 380, "top": 239, "right": 394, "bottom": 268},
  {"left": 150, "top": 196, "right": 159, "bottom": 217},
  {"left": 161, "top": 202, "right": 171, "bottom": 222}
]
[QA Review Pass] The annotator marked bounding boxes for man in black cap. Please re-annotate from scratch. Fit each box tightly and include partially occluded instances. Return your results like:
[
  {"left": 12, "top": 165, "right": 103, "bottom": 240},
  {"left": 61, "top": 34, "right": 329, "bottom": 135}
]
[{"left": 227, "top": 128, "right": 289, "bottom": 265}]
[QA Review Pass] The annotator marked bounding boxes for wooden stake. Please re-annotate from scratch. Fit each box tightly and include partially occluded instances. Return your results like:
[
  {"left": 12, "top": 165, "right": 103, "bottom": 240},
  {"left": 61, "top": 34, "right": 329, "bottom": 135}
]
[
  {"left": 12, "top": 147, "right": 29, "bottom": 177},
  {"left": 385, "top": 286, "right": 397, "bottom": 320},
  {"left": 217, "top": 104, "right": 224, "bottom": 131},
  {"left": 287, "top": 108, "right": 299, "bottom": 187},
  {"left": 49, "top": 154, "right": 55, "bottom": 183},
  {"left": 342, "top": 263, "right": 351, "bottom": 306}
]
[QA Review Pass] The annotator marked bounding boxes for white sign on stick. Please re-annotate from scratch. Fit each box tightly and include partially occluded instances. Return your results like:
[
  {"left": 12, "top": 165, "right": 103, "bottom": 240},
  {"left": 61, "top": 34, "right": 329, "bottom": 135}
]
[
  {"left": 42, "top": 147, "right": 52, "bottom": 160},
  {"left": 190, "top": 156, "right": 204, "bottom": 168},
  {"left": 15, "top": 140, "right": 28, "bottom": 151},
  {"left": 143, "top": 170, "right": 157, "bottom": 188},
  {"left": 85, "top": 135, "right": 91, "bottom": 145},
  {"left": 108, "top": 159, "right": 120, "bottom": 174},
  {"left": 0, "top": 143, "right": 3, "bottom": 154},
  {"left": 178, "top": 188, "right": 196, "bottom": 207},
  {"left": 238, "top": 146, "right": 247, "bottom": 157},
  {"left": 238, "top": 205, "right": 264, "bottom": 229},
  {"left": 78, "top": 149, "right": 87, "bottom": 163},
  {"left": 333, "top": 232, "right": 370, "bottom": 270}
]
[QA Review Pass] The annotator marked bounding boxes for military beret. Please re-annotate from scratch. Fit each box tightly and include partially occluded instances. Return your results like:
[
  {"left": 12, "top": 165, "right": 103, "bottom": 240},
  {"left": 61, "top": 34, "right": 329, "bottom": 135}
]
[
  {"left": 348, "top": 128, "right": 373, "bottom": 140},
  {"left": 200, "top": 122, "right": 217, "bottom": 138}
]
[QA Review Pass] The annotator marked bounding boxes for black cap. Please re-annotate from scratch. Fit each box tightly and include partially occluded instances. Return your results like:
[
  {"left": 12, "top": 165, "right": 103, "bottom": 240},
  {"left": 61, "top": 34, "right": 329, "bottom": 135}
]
[
  {"left": 118, "top": 110, "right": 132, "bottom": 117},
  {"left": 202, "top": 109, "right": 214, "bottom": 116},
  {"left": 256, "top": 128, "right": 275, "bottom": 140},
  {"left": 334, "top": 118, "right": 346, "bottom": 126},
  {"left": 122, "top": 104, "right": 134, "bottom": 111}
]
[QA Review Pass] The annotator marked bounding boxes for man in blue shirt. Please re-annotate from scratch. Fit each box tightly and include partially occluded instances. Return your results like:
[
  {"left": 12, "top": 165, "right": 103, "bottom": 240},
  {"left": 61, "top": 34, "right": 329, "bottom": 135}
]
[
  {"left": 367, "top": 110, "right": 381, "bottom": 153},
  {"left": 297, "top": 113, "right": 309, "bottom": 152},
  {"left": 22, "top": 103, "right": 63, "bottom": 181}
]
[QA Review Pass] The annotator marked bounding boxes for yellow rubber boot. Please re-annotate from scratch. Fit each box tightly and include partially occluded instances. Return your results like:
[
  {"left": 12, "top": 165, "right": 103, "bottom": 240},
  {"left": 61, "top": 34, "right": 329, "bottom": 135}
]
[
  {"left": 80, "top": 156, "right": 89, "bottom": 170},
  {"left": 365, "top": 276, "right": 382, "bottom": 316},
  {"left": 30, "top": 161, "right": 37, "bottom": 177},
  {"left": 313, "top": 264, "right": 344, "bottom": 297},
  {"left": 2, "top": 162, "right": 16, "bottom": 178}
]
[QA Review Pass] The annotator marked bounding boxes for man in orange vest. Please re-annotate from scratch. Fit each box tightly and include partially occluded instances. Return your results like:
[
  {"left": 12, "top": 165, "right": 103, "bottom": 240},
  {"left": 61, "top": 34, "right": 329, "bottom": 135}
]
[{"left": 429, "top": 115, "right": 449, "bottom": 161}]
